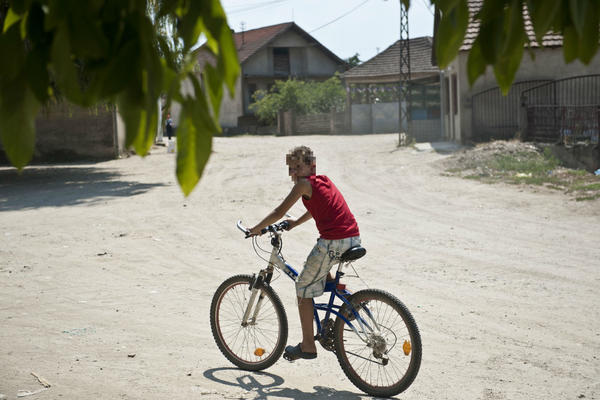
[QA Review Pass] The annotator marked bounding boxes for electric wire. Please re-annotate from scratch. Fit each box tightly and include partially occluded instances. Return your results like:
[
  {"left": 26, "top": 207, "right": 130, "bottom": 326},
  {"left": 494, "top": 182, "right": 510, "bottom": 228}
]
[
  {"left": 309, "top": 0, "right": 371, "bottom": 33},
  {"left": 226, "top": 0, "right": 292, "bottom": 16}
]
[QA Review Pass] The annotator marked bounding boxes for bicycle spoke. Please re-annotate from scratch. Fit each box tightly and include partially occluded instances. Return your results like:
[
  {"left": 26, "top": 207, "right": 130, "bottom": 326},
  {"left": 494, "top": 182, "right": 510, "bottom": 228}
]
[
  {"left": 336, "top": 291, "right": 420, "bottom": 395},
  {"left": 213, "top": 279, "right": 285, "bottom": 365}
]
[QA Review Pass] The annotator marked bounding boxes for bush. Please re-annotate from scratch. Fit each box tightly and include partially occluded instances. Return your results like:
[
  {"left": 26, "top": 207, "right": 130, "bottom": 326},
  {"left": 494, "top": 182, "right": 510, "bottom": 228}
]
[{"left": 249, "top": 74, "right": 345, "bottom": 124}]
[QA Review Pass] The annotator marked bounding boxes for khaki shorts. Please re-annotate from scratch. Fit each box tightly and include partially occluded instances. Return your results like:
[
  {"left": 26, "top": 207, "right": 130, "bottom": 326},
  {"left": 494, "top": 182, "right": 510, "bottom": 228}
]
[{"left": 296, "top": 236, "right": 361, "bottom": 298}]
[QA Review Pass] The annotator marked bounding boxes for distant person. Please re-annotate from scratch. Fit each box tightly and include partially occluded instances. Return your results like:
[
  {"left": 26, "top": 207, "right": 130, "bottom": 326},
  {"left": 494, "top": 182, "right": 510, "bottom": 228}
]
[{"left": 165, "top": 113, "right": 174, "bottom": 140}]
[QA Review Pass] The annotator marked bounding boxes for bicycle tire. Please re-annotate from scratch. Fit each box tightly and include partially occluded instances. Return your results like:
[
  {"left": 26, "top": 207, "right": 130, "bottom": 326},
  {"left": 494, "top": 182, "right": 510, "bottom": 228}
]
[
  {"left": 333, "top": 289, "right": 422, "bottom": 397},
  {"left": 210, "top": 274, "right": 288, "bottom": 371}
]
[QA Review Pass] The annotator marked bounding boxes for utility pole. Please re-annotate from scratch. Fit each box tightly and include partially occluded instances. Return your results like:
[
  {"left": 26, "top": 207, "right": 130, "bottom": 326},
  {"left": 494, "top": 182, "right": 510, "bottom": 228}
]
[{"left": 398, "top": 1, "right": 411, "bottom": 145}]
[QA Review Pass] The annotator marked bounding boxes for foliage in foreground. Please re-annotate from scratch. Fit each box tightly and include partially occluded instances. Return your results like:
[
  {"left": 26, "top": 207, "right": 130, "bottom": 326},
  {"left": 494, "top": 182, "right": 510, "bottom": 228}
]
[
  {"left": 433, "top": 0, "right": 599, "bottom": 94},
  {"left": 249, "top": 75, "right": 346, "bottom": 125},
  {"left": 0, "top": 0, "right": 239, "bottom": 195},
  {"left": 0, "top": 0, "right": 599, "bottom": 196}
]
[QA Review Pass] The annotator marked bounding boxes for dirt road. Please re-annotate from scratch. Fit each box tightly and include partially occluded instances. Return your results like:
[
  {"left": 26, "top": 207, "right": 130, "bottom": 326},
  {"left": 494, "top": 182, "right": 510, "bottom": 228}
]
[{"left": 1, "top": 134, "right": 599, "bottom": 399}]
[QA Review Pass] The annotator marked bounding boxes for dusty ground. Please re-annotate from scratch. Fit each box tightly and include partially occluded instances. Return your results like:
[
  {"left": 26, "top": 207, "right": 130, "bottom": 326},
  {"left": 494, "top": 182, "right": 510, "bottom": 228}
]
[{"left": 1, "top": 134, "right": 599, "bottom": 400}]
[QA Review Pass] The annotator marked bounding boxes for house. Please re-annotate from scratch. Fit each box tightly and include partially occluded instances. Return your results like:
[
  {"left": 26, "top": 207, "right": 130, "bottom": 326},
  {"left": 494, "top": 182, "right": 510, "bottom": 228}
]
[
  {"left": 434, "top": 0, "right": 600, "bottom": 143},
  {"left": 343, "top": 36, "right": 441, "bottom": 141},
  {"left": 193, "top": 22, "right": 348, "bottom": 133}
]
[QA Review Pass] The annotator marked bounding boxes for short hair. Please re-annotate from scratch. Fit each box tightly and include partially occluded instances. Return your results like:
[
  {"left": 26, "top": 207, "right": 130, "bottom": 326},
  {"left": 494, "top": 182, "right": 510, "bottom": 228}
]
[{"left": 286, "top": 146, "right": 315, "bottom": 166}]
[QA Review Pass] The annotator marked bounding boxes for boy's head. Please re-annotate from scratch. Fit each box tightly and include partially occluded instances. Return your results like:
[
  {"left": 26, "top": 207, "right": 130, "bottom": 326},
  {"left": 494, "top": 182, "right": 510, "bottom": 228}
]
[{"left": 286, "top": 146, "right": 316, "bottom": 182}]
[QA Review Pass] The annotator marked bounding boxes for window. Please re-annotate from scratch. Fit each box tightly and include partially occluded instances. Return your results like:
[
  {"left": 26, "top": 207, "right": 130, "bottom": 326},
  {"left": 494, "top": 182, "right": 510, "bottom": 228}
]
[{"left": 273, "top": 48, "right": 290, "bottom": 76}]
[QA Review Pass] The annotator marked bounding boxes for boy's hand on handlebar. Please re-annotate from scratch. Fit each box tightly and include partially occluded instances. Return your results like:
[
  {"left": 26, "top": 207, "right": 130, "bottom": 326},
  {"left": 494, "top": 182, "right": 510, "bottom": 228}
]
[
  {"left": 282, "top": 219, "right": 295, "bottom": 230},
  {"left": 248, "top": 226, "right": 263, "bottom": 237}
]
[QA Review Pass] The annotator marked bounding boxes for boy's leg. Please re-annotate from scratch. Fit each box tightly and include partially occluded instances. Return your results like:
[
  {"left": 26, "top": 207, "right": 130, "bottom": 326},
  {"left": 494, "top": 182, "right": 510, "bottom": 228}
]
[{"left": 298, "top": 297, "right": 317, "bottom": 353}]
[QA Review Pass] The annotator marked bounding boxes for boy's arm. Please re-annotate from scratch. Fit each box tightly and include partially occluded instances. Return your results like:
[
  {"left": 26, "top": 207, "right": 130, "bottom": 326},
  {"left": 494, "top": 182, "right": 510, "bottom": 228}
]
[
  {"left": 286, "top": 211, "right": 312, "bottom": 230},
  {"left": 249, "top": 180, "right": 311, "bottom": 235}
]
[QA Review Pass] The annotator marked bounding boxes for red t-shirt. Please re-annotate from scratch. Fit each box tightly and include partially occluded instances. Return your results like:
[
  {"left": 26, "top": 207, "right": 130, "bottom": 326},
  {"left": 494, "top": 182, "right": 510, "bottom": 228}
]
[{"left": 302, "top": 175, "right": 360, "bottom": 240}]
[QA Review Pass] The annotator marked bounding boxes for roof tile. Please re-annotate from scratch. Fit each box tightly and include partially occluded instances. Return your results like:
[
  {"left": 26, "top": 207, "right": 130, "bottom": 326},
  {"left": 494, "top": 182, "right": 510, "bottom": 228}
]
[
  {"left": 343, "top": 36, "right": 438, "bottom": 79},
  {"left": 460, "top": 0, "right": 563, "bottom": 51}
]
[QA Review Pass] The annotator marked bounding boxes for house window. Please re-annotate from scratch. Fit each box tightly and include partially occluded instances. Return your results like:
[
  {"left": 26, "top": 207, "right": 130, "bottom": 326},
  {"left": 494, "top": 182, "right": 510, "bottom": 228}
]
[{"left": 273, "top": 47, "right": 290, "bottom": 76}]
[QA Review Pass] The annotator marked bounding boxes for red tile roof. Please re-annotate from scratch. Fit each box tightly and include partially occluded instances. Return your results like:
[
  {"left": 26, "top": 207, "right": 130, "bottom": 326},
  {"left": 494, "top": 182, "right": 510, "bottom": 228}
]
[
  {"left": 460, "top": 0, "right": 563, "bottom": 51},
  {"left": 194, "top": 22, "right": 345, "bottom": 68},
  {"left": 234, "top": 22, "right": 294, "bottom": 63}
]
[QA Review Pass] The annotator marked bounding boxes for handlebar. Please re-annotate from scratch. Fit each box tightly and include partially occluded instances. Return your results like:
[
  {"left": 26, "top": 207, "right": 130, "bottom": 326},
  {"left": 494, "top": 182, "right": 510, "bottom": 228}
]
[{"left": 237, "top": 220, "right": 289, "bottom": 238}]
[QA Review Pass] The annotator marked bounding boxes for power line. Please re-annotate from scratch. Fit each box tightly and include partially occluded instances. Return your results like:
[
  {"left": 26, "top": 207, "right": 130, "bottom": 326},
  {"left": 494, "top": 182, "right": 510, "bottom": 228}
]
[
  {"left": 226, "top": 0, "right": 292, "bottom": 16},
  {"left": 418, "top": 0, "right": 434, "bottom": 16},
  {"left": 309, "top": 0, "right": 371, "bottom": 33}
]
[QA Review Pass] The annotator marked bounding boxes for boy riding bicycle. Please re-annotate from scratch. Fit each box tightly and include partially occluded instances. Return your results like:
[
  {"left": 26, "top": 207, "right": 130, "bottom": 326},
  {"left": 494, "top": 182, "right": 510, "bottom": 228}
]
[{"left": 249, "top": 145, "right": 360, "bottom": 361}]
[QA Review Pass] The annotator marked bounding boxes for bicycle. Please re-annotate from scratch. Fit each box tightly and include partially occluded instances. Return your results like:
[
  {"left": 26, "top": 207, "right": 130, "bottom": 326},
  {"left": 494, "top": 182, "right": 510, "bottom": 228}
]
[{"left": 210, "top": 220, "right": 422, "bottom": 397}]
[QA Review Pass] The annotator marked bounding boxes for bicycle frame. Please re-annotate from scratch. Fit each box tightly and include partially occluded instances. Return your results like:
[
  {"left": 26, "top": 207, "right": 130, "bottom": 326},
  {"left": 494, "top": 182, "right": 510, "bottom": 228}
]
[{"left": 241, "top": 229, "right": 381, "bottom": 345}]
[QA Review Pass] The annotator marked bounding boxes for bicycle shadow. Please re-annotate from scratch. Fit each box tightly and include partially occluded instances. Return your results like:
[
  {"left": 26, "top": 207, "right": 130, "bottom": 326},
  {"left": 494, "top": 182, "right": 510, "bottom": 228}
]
[{"left": 203, "top": 367, "right": 365, "bottom": 400}]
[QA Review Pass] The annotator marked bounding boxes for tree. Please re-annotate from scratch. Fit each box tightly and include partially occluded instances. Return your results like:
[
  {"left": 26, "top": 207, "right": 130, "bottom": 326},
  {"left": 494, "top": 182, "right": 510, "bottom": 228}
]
[
  {"left": 0, "top": 0, "right": 238, "bottom": 195},
  {"left": 1, "top": 1, "right": 599, "bottom": 195},
  {"left": 250, "top": 75, "right": 346, "bottom": 125},
  {"left": 345, "top": 53, "right": 361, "bottom": 68},
  {"left": 432, "top": 0, "right": 599, "bottom": 94}
]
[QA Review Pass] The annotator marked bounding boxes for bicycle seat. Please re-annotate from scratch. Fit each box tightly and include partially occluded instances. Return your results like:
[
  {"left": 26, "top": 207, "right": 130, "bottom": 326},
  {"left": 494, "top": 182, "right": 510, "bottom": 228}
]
[{"left": 340, "top": 246, "right": 366, "bottom": 262}]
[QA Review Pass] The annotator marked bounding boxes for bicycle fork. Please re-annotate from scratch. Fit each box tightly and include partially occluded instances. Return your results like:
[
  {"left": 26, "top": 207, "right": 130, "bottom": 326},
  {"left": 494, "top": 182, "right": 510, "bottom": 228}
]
[{"left": 241, "top": 270, "right": 272, "bottom": 326}]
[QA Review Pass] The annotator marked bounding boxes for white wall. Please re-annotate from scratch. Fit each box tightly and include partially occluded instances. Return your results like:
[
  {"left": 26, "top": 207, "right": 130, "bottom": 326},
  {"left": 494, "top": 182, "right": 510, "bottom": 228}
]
[{"left": 446, "top": 48, "right": 600, "bottom": 142}]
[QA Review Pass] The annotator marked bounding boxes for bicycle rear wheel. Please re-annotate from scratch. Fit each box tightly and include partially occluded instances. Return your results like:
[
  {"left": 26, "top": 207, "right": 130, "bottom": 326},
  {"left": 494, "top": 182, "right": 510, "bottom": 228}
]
[
  {"left": 210, "top": 274, "right": 288, "bottom": 371},
  {"left": 333, "top": 289, "right": 422, "bottom": 397}
]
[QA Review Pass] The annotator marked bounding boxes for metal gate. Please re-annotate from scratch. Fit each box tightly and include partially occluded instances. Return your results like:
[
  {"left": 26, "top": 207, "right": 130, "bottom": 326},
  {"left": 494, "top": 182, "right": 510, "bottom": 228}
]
[
  {"left": 521, "top": 75, "right": 600, "bottom": 143},
  {"left": 471, "top": 80, "right": 551, "bottom": 141}
]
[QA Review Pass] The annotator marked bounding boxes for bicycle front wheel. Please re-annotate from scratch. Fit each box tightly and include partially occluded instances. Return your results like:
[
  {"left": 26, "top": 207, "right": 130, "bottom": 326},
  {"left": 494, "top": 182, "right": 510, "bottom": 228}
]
[
  {"left": 210, "top": 274, "right": 288, "bottom": 371},
  {"left": 333, "top": 289, "right": 422, "bottom": 397}
]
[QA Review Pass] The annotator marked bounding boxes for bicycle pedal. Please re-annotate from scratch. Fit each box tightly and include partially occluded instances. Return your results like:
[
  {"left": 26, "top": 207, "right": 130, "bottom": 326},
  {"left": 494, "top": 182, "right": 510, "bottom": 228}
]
[{"left": 282, "top": 352, "right": 294, "bottom": 362}]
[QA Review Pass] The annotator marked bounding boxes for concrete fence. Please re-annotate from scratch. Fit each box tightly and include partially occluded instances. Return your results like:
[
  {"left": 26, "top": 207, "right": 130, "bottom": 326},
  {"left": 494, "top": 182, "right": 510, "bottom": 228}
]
[{"left": 1, "top": 101, "right": 125, "bottom": 164}]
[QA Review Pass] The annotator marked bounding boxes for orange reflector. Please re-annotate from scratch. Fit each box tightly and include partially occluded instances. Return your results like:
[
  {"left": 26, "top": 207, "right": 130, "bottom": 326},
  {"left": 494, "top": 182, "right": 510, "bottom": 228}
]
[
  {"left": 336, "top": 283, "right": 346, "bottom": 290},
  {"left": 403, "top": 340, "right": 411, "bottom": 356},
  {"left": 254, "top": 348, "right": 265, "bottom": 357}
]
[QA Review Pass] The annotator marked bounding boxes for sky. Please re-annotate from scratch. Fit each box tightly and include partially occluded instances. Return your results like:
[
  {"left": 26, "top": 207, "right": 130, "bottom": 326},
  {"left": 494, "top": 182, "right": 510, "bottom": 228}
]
[{"left": 220, "top": 0, "right": 435, "bottom": 63}]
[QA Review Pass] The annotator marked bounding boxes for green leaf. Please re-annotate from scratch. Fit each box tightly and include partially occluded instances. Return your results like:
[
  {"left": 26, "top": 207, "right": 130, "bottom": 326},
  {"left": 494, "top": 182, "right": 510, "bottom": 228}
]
[
  {"left": 202, "top": 64, "right": 224, "bottom": 120},
  {"left": 9, "top": 0, "right": 32, "bottom": 15},
  {"left": 50, "top": 24, "right": 84, "bottom": 103},
  {"left": 478, "top": 15, "right": 503, "bottom": 64},
  {"left": 3, "top": 8, "right": 21, "bottom": 33},
  {"left": 25, "top": 47, "right": 50, "bottom": 103},
  {"left": 502, "top": 0, "right": 525, "bottom": 54},
  {"left": 494, "top": 39, "right": 524, "bottom": 95},
  {"left": 526, "top": 0, "right": 560, "bottom": 43},
  {"left": 0, "top": 77, "right": 40, "bottom": 168},
  {"left": 562, "top": 25, "right": 579, "bottom": 63},
  {"left": 188, "top": 73, "right": 220, "bottom": 133},
  {"left": 569, "top": 0, "right": 588, "bottom": 37},
  {"left": 466, "top": 38, "right": 486, "bottom": 85},
  {"left": 117, "top": 87, "right": 156, "bottom": 157},
  {"left": 205, "top": 0, "right": 240, "bottom": 94},
  {"left": 577, "top": 0, "right": 599, "bottom": 64},
  {"left": 176, "top": 101, "right": 213, "bottom": 196},
  {"left": 0, "top": 24, "right": 26, "bottom": 82},
  {"left": 97, "top": 40, "right": 140, "bottom": 98},
  {"left": 434, "top": 0, "right": 469, "bottom": 68}
]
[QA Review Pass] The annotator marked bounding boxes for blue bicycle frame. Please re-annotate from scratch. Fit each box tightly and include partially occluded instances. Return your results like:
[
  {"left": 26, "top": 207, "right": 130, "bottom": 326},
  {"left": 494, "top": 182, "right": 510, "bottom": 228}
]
[{"left": 256, "top": 228, "right": 378, "bottom": 344}]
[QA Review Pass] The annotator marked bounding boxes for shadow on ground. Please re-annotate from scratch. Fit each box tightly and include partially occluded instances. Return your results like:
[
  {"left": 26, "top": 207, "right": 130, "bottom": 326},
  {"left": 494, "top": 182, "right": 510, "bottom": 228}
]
[
  {"left": 0, "top": 165, "right": 166, "bottom": 211},
  {"left": 203, "top": 367, "right": 366, "bottom": 400}
]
